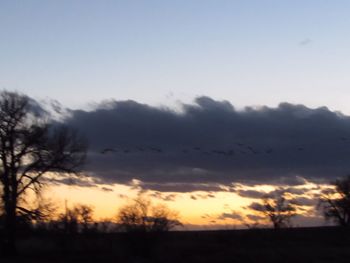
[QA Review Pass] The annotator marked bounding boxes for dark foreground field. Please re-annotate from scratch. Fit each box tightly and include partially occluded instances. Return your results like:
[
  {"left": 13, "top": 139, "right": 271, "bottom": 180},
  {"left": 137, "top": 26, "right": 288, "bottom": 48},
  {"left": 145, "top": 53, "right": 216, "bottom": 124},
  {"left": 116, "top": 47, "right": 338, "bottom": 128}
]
[{"left": 2, "top": 227, "right": 350, "bottom": 263}]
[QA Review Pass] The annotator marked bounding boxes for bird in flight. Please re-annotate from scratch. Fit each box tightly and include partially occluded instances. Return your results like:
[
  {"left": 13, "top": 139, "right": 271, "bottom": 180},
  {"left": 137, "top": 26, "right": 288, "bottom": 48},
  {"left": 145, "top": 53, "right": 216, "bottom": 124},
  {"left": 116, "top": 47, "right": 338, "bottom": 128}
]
[{"left": 100, "top": 148, "right": 116, "bottom": 154}]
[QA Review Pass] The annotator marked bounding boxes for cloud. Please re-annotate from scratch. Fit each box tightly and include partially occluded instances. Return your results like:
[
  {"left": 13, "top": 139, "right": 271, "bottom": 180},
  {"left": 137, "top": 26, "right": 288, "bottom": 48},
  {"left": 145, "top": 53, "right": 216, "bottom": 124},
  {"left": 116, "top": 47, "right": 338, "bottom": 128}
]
[
  {"left": 147, "top": 191, "right": 177, "bottom": 202},
  {"left": 135, "top": 182, "right": 226, "bottom": 193},
  {"left": 217, "top": 212, "right": 243, "bottom": 221},
  {"left": 118, "top": 194, "right": 128, "bottom": 199},
  {"left": 236, "top": 189, "right": 267, "bottom": 199},
  {"left": 47, "top": 175, "right": 99, "bottom": 188},
  {"left": 276, "top": 176, "right": 309, "bottom": 186},
  {"left": 246, "top": 214, "right": 265, "bottom": 222},
  {"left": 62, "top": 96, "right": 350, "bottom": 191},
  {"left": 290, "top": 197, "right": 316, "bottom": 207},
  {"left": 100, "top": 186, "right": 114, "bottom": 192},
  {"left": 162, "top": 194, "right": 177, "bottom": 201},
  {"left": 280, "top": 187, "right": 310, "bottom": 196},
  {"left": 247, "top": 202, "right": 265, "bottom": 212},
  {"left": 190, "top": 193, "right": 217, "bottom": 200}
]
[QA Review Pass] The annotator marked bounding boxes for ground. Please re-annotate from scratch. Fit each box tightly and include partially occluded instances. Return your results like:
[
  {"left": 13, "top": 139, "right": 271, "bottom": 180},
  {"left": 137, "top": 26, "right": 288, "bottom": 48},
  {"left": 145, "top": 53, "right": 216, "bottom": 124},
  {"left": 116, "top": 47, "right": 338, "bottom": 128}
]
[{"left": 2, "top": 227, "right": 350, "bottom": 262}]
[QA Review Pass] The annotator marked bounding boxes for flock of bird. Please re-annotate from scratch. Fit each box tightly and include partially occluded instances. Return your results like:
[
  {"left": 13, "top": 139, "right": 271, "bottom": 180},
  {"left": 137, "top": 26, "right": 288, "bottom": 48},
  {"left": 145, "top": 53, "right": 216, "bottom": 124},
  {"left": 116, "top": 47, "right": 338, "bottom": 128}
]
[
  {"left": 100, "top": 143, "right": 286, "bottom": 157},
  {"left": 99, "top": 136, "right": 350, "bottom": 157}
]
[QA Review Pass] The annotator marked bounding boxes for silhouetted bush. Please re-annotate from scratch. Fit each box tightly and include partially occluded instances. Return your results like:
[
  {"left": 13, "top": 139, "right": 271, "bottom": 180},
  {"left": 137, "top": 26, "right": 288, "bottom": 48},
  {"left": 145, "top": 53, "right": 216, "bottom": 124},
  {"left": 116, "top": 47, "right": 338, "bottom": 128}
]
[
  {"left": 116, "top": 196, "right": 182, "bottom": 233},
  {"left": 116, "top": 195, "right": 182, "bottom": 259}
]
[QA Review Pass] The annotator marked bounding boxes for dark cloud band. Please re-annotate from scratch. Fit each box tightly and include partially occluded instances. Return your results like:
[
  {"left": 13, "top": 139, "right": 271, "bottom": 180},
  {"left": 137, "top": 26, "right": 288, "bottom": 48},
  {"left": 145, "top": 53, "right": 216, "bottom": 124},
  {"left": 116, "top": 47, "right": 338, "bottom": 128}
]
[{"left": 63, "top": 96, "right": 350, "bottom": 191}]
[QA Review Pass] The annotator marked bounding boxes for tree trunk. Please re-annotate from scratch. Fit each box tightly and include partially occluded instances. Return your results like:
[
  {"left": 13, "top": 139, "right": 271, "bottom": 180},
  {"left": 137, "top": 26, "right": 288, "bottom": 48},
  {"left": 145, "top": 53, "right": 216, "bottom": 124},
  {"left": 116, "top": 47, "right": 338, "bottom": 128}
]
[
  {"left": 2, "top": 179, "right": 17, "bottom": 256},
  {"left": 3, "top": 207, "right": 17, "bottom": 256}
]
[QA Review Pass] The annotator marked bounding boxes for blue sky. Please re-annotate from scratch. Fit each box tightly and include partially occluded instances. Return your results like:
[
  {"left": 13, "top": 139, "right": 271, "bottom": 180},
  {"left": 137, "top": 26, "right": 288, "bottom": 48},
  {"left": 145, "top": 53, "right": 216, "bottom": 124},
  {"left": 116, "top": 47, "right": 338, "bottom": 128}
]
[{"left": 1, "top": 1, "right": 350, "bottom": 112}]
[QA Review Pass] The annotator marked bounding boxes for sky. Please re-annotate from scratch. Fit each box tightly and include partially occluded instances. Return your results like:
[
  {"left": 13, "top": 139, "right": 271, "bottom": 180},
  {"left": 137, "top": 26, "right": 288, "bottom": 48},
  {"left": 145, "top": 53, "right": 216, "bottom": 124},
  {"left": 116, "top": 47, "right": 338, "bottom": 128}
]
[
  {"left": 1, "top": 1, "right": 350, "bottom": 112},
  {"left": 2, "top": 1, "right": 350, "bottom": 228}
]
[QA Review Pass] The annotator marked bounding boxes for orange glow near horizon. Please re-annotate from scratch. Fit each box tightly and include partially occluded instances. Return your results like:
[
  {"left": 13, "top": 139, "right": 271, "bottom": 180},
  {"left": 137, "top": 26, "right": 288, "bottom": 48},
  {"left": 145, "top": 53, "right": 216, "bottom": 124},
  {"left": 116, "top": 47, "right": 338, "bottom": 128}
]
[{"left": 38, "top": 179, "right": 329, "bottom": 228}]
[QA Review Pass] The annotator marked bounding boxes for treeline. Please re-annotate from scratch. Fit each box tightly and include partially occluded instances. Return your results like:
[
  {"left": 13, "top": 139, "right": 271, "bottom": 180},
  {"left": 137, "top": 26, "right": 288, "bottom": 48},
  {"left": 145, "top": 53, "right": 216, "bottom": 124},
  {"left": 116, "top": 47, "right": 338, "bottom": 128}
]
[{"left": 0, "top": 196, "right": 181, "bottom": 236}]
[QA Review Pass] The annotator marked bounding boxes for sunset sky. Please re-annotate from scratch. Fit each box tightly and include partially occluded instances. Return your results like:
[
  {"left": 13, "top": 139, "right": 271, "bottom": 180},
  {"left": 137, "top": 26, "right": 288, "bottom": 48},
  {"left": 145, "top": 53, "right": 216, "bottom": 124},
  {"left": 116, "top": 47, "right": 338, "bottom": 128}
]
[{"left": 2, "top": 1, "right": 350, "bottom": 228}]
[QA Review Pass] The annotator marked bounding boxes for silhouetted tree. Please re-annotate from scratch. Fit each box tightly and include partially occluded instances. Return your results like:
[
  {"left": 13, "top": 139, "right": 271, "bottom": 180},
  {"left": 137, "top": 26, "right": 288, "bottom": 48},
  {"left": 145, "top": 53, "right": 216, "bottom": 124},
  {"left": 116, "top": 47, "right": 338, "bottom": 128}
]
[
  {"left": 0, "top": 91, "right": 87, "bottom": 255},
  {"left": 31, "top": 195, "right": 58, "bottom": 223},
  {"left": 116, "top": 196, "right": 181, "bottom": 232},
  {"left": 74, "top": 204, "right": 94, "bottom": 233},
  {"left": 58, "top": 204, "right": 95, "bottom": 234},
  {"left": 58, "top": 207, "right": 79, "bottom": 235},
  {"left": 16, "top": 195, "right": 58, "bottom": 233},
  {"left": 319, "top": 176, "right": 350, "bottom": 227},
  {"left": 116, "top": 196, "right": 181, "bottom": 259},
  {"left": 250, "top": 191, "right": 297, "bottom": 229}
]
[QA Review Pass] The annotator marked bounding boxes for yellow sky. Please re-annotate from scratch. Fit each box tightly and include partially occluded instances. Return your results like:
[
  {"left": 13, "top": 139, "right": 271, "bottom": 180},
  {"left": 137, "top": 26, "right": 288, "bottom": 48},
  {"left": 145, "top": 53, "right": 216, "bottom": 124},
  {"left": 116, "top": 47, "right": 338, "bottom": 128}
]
[{"left": 41, "top": 179, "right": 326, "bottom": 228}]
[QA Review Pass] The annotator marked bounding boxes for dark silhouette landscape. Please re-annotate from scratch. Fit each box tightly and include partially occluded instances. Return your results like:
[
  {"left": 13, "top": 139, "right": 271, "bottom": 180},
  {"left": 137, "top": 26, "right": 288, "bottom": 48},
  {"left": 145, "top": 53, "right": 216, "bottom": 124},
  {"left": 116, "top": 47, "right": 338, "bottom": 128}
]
[{"left": 0, "top": 91, "right": 350, "bottom": 263}]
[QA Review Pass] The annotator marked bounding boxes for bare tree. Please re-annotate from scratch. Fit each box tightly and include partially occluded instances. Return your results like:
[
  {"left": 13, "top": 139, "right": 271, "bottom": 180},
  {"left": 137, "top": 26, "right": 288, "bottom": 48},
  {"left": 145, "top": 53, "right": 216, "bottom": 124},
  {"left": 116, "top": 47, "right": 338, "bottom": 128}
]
[
  {"left": 116, "top": 196, "right": 181, "bottom": 232},
  {"left": 58, "top": 206, "right": 79, "bottom": 235},
  {"left": 319, "top": 176, "right": 350, "bottom": 227},
  {"left": 249, "top": 191, "right": 297, "bottom": 229},
  {"left": 18, "top": 193, "right": 58, "bottom": 227},
  {"left": 0, "top": 91, "right": 87, "bottom": 254},
  {"left": 74, "top": 204, "right": 94, "bottom": 233},
  {"left": 149, "top": 204, "right": 181, "bottom": 232},
  {"left": 58, "top": 204, "right": 94, "bottom": 234}
]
